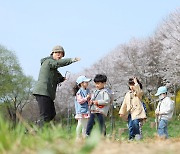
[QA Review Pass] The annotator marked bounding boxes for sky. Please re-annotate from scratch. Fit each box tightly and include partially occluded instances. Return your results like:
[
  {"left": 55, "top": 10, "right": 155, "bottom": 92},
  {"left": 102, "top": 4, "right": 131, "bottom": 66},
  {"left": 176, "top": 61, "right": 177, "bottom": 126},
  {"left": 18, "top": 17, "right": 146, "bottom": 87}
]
[{"left": 0, "top": 0, "right": 180, "bottom": 80}]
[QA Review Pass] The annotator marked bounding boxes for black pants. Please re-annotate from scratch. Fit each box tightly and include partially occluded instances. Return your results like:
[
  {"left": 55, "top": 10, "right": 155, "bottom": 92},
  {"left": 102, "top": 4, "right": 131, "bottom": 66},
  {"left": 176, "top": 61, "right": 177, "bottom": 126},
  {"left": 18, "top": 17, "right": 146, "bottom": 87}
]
[
  {"left": 86, "top": 113, "right": 106, "bottom": 136},
  {"left": 35, "top": 95, "right": 56, "bottom": 127}
]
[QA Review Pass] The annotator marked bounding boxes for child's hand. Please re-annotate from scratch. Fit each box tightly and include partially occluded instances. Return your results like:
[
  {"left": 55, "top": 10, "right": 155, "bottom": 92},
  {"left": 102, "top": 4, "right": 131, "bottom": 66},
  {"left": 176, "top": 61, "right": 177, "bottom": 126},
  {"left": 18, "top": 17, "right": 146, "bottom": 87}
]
[
  {"left": 119, "top": 114, "right": 128, "bottom": 121},
  {"left": 133, "top": 77, "right": 138, "bottom": 84},
  {"left": 93, "top": 101, "right": 98, "bottom": 105},
  {"left": 155, "top": 110, "right": 160, "bottom": 115},
  {"left": 87, "top": 94, "right": 91, "bottom": 101},
  {"left": 89, "top": 100, "right": 93, "bottom": 105}
]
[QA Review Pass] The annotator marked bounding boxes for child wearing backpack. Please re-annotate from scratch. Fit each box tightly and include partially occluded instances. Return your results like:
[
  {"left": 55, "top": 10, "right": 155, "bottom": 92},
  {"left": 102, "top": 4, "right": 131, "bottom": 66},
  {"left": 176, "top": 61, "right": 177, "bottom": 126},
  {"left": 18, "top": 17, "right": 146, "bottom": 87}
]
[
  {"left": 86, "top": 74, "right": 111, "bottom": 136},
  {"left": 119, "top": 77, "right": 147, "bottom": 140},
  {"left": 73, "top": 75, "right": 91, "bottom": 140},
  {"left": 155, "top": 86, "right": 174, "bottom": 139}
]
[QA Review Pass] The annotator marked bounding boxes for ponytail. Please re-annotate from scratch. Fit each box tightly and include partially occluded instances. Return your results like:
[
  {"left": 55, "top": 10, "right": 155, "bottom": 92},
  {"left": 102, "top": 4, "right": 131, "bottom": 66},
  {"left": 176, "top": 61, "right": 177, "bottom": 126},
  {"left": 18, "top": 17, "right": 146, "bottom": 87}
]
[{"left": 73, "top": 84, "right": 80, "bottom": 96}]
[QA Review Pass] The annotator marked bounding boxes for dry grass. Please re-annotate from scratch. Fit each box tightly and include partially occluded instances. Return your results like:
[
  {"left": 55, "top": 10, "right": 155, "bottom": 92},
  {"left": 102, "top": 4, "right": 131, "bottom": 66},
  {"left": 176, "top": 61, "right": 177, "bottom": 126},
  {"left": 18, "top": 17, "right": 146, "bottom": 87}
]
[{"left": 92, "top": 138, "right": 180, "bottom": 154}]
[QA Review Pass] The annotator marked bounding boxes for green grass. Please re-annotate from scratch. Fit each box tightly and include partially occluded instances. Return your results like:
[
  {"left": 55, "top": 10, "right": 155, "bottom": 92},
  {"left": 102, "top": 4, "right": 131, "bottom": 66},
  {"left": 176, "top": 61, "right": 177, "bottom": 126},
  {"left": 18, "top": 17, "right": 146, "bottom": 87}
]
[
  {"left": 0, "top": 116, "right": 179, "bottom": 154},
  {"left": 110, "top": 117, "right": 180, "bottom": 140}
]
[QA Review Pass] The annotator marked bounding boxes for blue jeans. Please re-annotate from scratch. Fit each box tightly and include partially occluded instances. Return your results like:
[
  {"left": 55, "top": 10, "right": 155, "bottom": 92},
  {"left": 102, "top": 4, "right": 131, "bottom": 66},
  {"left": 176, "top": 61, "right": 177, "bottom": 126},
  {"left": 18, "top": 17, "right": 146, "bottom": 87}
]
[
  {"left": 86, "top": 113, "right": 106, "bottom": 136},
  {"left": 158, "top": 119, "right": 168, "bottom": 138},
  {"left": 128, "top": 114, "right": 141, "bottom": 140}
]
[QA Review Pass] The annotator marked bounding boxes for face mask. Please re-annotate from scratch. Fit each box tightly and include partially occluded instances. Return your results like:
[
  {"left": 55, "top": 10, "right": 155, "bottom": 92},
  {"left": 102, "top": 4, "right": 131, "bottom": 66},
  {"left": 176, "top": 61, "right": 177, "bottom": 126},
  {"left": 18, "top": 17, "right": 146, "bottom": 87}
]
[{"left": 159, "top": 94, "right": 165, "bottom": 100}]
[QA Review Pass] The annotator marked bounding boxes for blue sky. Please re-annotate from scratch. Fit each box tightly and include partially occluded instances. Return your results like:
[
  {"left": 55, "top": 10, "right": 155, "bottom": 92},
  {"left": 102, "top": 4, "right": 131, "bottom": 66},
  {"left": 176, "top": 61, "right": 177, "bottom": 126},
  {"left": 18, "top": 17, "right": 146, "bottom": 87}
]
[{"left": 0, "top": 0, "right": 180, "bottom": 80}]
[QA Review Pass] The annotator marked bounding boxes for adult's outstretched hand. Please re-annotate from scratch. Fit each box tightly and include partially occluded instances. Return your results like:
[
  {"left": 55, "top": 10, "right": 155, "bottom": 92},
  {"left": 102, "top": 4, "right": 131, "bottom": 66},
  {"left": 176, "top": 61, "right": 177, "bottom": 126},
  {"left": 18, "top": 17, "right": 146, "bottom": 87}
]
[{"left": 72, "top": 57, "right": 81, "bottom": 62}]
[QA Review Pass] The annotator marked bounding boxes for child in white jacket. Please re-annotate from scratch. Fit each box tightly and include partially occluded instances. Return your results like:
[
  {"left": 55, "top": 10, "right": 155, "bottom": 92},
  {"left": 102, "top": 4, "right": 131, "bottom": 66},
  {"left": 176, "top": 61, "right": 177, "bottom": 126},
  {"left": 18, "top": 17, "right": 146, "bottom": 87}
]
[{"left": 155, "top": 86, "right": 174, "bottom": 138}]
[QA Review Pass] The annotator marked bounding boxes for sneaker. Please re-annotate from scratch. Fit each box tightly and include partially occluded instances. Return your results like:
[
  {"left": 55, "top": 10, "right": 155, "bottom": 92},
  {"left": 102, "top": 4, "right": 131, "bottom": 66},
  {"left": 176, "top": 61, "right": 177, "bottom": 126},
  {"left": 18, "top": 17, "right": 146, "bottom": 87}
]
[{"left": 135, "top": 134, "right": 142, "bottom": 140}]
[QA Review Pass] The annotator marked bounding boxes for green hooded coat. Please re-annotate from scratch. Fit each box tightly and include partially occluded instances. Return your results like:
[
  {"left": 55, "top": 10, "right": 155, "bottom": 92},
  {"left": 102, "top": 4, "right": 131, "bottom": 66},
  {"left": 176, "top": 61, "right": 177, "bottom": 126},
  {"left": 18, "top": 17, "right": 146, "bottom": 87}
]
[{"left": 33, "top": 56, "right": 74, "bottom": 100}]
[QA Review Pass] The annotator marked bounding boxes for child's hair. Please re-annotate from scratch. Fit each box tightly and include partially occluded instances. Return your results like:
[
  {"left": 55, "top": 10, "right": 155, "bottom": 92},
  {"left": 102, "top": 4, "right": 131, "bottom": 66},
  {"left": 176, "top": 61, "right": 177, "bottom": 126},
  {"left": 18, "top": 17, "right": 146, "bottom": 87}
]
[
  {"left": 73, "top": 84, "right": 80, "bottom": 96},
  {"left": 94, "top": 74, "right": 107, "bottom": 83},
  {"left": 128, "top": 78, "right": 143, "bottom": 89}
]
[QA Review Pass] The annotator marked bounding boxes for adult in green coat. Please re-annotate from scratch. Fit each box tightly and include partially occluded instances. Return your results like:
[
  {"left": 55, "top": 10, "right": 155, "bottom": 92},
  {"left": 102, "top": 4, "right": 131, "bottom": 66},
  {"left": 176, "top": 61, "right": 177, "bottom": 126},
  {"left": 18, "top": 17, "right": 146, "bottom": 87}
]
[{"left": 33, "top": 45, "right": 80, "bottom": 127}]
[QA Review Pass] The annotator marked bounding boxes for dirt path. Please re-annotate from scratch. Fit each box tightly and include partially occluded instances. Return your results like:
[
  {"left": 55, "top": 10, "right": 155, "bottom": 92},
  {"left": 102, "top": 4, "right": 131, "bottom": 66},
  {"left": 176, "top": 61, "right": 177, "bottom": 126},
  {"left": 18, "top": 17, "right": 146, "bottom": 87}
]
[{"left": 92, "top": 138, "right": 180, "bottom": 154}]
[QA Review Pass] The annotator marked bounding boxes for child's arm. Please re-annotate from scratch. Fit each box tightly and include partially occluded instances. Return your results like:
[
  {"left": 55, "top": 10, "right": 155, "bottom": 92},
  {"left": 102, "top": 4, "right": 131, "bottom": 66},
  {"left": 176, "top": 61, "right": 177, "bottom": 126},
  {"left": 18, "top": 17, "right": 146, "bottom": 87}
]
[
  {"left": 76, "top": 93, "right": 90, "bottom": 104},
  {"left": 119, "top": 93, "right": 128, "bottom": 117},
  {"left": 93, "top": 91, "right": 110, "bottom": 106},
  {"left": 133, "top": 77, "right": 143, "bottom": 99},
  {"left": 133, "top": 83, "right": 143, "bottom": 99},
  {"left": 119, "top": 102, "right": 127, "bottom": 117},
  {"left": 155, "top": 104, "right": 160, "bottom": 115}
]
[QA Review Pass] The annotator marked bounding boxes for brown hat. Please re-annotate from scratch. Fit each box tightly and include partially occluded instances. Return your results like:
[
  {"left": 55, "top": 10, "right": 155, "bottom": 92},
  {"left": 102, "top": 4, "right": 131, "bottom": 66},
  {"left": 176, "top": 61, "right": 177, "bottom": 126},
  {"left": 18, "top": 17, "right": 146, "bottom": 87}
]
[{"left": 51, "top": 45, "right": 65, "bottom": 57}]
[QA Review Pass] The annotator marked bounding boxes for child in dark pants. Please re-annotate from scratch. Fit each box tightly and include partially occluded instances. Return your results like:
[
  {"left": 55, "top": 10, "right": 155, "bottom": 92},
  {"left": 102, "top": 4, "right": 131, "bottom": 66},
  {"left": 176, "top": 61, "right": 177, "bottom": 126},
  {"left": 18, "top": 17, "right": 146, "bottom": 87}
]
[
  {"left": 119, "top": 77, "right": 147, "bottom": 140},
  {"left": 86, "top": 74, "right": 111, "bottom": 136}
]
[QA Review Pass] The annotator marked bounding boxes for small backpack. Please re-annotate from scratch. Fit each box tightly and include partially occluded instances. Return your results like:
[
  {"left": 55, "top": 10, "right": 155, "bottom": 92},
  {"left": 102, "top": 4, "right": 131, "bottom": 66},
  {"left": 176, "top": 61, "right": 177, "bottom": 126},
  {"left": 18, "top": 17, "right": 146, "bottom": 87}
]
[{"left": 105, "top": 88, "right": 114, "bottom": 105}]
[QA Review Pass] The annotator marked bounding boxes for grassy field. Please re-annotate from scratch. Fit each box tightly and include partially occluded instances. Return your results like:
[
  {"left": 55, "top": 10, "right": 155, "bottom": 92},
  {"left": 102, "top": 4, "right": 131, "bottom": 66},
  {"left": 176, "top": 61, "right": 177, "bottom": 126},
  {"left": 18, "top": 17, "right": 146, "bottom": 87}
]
[{"left": 0, "top": 116, "right": 180, "bottom": 154}]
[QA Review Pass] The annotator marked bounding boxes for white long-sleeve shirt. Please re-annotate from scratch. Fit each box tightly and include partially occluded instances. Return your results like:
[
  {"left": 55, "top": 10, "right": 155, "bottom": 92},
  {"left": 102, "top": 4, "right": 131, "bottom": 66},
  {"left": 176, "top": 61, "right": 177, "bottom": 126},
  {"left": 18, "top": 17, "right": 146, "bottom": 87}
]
[{"left": 155, "top": 96, "right": 174, "bottom": 121}]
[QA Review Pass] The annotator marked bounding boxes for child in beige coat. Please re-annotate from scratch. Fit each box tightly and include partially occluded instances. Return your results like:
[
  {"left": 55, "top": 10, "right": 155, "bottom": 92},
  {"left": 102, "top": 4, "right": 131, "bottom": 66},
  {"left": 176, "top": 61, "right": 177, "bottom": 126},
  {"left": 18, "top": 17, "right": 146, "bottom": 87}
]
[{"left": 119, "top": 77, "right": 147, "bottom": 140}]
